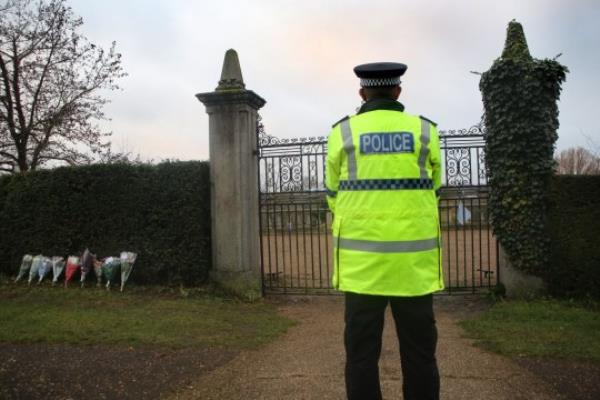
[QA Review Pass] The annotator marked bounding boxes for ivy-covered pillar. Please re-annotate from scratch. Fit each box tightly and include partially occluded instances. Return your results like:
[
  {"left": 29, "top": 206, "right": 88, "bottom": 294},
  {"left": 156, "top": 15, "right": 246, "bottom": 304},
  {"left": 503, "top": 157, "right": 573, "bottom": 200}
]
[
  {"left": 196, "top": 49, "right": 266, "bottom": 299},
  {"left": 480, "top": 21, "right": 567, "bottom": 296}
]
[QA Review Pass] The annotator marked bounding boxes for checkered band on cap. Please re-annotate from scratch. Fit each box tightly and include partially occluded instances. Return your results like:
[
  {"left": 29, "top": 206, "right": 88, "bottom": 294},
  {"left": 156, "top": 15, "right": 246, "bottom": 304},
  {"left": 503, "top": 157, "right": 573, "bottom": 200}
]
[{"left": 360, "top": 77, "right": 401, "bottom": 87}]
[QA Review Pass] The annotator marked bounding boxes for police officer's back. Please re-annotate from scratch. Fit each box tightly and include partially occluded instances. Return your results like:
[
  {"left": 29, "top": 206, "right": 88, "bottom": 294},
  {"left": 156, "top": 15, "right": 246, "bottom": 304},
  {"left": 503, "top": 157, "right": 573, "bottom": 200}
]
[{"left": 325, "top": 62, "right": 442, "bottom": 400}]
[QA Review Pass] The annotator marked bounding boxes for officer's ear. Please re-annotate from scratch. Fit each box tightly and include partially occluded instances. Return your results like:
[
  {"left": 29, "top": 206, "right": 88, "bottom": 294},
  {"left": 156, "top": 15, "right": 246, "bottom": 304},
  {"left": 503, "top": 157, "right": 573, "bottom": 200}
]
[
  {"left": 393, "top": 86, "right": 402, "bottom": 99},
  {"left": 359, "top": 88, "right": 367, "bottom": 102}
]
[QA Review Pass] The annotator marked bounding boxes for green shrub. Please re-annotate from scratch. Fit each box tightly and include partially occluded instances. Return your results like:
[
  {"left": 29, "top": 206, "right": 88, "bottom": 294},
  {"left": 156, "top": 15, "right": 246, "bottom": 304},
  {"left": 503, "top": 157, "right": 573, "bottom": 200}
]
[
  {"left": 0, "top": 161, "right": 211, "bottom": 285},
  {"left": 545, "top": 175, "right": 600, "bottom": 299}
]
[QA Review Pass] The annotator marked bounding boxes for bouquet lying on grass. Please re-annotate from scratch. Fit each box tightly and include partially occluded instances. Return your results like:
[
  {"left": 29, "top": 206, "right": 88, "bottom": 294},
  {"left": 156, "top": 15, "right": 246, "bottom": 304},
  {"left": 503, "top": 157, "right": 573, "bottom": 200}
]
[{"left": 14, "top": 250, "right": 138, "bottom": 291}]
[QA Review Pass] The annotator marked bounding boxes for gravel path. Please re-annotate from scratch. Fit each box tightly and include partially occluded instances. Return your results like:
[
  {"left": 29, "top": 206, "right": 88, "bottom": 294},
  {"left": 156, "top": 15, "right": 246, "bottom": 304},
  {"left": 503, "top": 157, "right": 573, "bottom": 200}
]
[{"left": 168, "top": 296, "right": 564, "bottom": 400}]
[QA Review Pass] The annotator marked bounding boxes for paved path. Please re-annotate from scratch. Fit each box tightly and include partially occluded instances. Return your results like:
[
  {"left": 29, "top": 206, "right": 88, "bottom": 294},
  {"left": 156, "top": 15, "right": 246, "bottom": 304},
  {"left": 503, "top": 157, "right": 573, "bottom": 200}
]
[{"left": 169, "top": 296, "right": 562, "bottom": 400}]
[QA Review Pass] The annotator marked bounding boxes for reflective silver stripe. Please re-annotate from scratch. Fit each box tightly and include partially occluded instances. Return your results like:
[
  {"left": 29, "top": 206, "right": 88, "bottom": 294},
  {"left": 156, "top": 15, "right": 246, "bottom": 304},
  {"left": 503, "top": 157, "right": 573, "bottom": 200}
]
[
  {"left": 340, "top": 119, "right": 357, "bottom": 180},
  {"left": 418, "top": 119, "right": 431, "bottom": 179},
  {"left": 335, "top": 237, "right": 439, "bottom": 253}
]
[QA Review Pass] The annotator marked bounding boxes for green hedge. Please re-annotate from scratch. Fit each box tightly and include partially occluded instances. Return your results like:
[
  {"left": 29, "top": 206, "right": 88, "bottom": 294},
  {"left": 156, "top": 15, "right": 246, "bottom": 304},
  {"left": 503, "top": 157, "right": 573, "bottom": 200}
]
[
  {"left": 546, "top": 175, "right": 600, "bottom": 299},
  {"left": 0, "top": 162, "right": 211, "bottom": 285}
]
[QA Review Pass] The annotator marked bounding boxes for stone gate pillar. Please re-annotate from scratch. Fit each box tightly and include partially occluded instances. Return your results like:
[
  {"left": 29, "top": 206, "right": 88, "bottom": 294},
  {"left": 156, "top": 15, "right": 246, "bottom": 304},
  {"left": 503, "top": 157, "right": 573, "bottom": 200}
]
[{"left": 196, "top": 49, "right": 266, "bottom": 299}]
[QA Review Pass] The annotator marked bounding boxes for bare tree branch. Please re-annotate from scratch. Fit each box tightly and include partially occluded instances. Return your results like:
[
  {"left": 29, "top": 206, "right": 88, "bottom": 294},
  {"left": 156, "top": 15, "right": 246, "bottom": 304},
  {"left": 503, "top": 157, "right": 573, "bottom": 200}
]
[
  {"left": 0, "top": 0, "right": 125, "bottom": 172},
  {"left": 555, "top": 146, "right": 600, "bottom": 175}
]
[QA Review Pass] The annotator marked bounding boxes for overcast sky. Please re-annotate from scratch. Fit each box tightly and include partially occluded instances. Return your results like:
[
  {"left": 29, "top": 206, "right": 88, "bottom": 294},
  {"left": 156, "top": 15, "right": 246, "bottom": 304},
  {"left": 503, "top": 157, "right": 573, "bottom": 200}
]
[{"left": 69, "top": 0, "right": 600, "bottom": 161}]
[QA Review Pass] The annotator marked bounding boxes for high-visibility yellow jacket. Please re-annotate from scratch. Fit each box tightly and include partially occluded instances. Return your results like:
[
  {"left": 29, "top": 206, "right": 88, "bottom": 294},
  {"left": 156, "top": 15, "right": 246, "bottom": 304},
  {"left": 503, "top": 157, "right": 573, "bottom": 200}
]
[{"left": 326, "top": 99, "right": 443, "bottom": 296}]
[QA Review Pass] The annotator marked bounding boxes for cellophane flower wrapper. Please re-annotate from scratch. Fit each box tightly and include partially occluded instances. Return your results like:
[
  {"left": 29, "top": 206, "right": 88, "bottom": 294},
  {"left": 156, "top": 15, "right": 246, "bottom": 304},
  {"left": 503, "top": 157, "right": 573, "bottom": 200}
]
[
  {"left": 15, "top": 254, "right": 33, "bottom": 282},
  {"left": 119, "top": 252, "right": 138, "bottom": 291},
  {"left": 65, "top": 256, "right": 81, "bottom": 284},
  {"left": 52, "top": 257, "right": 65, "bottom": 285},
  {"left": 29, "top": 255, "right": 44, "bottom": 285},
  {"left": 80, "top": 249, "right": 95, "bottom": 285},
  {"left": 37, "top": 257, "right": 52, "bottom": 283},
  {"left": 101, "top": 257, "right": 121, "bottom": 289},
  {"left": 93, "top": 260, "right": 103, "bottom": 286}
]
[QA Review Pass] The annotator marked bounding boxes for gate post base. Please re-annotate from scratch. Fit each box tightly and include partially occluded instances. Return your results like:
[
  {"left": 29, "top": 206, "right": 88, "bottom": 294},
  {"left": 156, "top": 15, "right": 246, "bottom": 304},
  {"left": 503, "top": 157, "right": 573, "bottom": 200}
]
[
  {"left": 498, "top": 245, "right": 546, "bottom": 298},
  {"left": 210, "top": 270, "right": 262, "bottom": 301}
]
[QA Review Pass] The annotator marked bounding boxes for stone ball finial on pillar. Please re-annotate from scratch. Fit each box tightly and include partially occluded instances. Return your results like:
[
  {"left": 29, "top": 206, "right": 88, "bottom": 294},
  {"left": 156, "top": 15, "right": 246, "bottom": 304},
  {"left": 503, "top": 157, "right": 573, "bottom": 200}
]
[{"left": 196, "top": 49, "right": 266, "bottom": 300}]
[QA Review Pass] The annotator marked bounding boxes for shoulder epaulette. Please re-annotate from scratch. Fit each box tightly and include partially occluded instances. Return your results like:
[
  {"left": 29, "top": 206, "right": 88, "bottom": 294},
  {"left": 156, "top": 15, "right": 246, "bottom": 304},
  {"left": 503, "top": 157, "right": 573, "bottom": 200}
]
[
  {"left": 332, "top": 115, "right": 350, "bottom": 128},
  {"left": 419, "top": 115, "right": 438, "bottom": 127}
]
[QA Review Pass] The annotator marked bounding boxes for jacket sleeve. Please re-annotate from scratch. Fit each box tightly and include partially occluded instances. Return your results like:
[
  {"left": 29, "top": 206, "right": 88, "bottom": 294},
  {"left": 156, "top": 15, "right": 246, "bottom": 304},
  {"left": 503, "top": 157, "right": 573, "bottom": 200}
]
[
  {"left": 429, "top": 125, "right": 442, "bottom": 200},
  {"left": 325, "top": 125, "right": 342, "bottom": 213}
]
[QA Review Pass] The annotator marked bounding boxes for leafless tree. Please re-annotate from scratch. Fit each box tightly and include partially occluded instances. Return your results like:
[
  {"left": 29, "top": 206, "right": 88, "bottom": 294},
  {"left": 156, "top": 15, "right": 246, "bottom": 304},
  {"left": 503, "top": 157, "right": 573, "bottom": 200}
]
[
  {"left": 0, "top": 0, "right": 125, "bottom": 173},
  {"left": 555, "top": 146, "right": 600, "bottom": 175}
]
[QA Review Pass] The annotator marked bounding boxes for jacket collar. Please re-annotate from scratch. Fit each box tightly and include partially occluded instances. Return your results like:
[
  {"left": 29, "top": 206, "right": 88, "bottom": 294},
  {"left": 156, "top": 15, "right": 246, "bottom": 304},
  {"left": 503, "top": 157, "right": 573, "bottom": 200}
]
[{"left": 357, "top": 98, "right": 405, "bottom": 115}]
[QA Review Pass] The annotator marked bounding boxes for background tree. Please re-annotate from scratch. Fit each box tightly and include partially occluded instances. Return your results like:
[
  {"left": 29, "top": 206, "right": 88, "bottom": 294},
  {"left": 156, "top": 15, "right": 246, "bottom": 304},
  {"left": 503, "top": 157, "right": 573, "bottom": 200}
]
[
  {"left": 0, "top": 0, "right": 125, "bottom": 173},
  {"left": 480, "top": 20, "right": 567, "bottom": 275},
  {"left": 555, "top": 146, "right": 600, "bottom": 175}
]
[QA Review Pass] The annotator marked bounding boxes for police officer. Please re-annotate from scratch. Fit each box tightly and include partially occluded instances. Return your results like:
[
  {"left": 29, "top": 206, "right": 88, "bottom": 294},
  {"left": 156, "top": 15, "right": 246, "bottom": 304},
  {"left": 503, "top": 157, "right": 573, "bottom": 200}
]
[{"left": 325, "top": 62, "right": 443, "bottom": 400}]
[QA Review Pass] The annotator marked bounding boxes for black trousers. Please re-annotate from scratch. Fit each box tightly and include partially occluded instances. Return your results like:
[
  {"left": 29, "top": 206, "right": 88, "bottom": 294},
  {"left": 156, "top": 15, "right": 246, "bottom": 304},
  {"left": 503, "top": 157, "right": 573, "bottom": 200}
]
[{"left": 344, "top": 292, "right": 440, "bottom": 400}]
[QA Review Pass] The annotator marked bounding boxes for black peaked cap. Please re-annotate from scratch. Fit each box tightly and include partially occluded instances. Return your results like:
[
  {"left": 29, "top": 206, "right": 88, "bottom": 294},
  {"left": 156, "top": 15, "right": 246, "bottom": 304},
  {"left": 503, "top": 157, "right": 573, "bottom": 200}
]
[{"left": 353, "top": 62, "right": 408, "bottom": 79}]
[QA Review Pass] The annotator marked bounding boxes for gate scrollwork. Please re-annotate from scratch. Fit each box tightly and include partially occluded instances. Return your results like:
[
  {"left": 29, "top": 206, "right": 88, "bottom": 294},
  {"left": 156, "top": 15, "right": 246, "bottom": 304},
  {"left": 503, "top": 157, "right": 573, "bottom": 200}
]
[
  {"left": 280, "top": 156, "right": 303, "bottom": 192},
  {"left": 446, "top": 148, "right": 472, "bottom": 186}
]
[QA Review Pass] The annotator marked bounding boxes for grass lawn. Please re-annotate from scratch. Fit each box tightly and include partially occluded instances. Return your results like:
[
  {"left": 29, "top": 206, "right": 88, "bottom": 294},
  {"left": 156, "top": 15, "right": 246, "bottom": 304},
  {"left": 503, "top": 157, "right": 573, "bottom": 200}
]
[
  {"left": 0, "top": 283, "right": 294, "bottom": 349},
  {"left": 459, "top": 299, "right": 600, "bottom": 363}
]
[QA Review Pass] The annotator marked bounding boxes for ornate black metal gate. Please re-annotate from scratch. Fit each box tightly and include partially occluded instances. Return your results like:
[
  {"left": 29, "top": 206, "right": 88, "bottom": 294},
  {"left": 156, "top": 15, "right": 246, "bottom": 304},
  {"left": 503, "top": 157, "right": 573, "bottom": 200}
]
[{"left": 257, "top": 122, "right": 498, "bottom": 294}]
